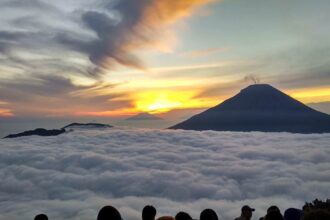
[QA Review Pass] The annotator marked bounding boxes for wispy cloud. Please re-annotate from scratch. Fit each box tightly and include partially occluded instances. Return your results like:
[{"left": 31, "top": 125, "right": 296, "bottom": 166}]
[
  {"left": 0, "top": 74, "right": 130, "bottom": 117},
  {"left": 181, "top": 47, "right": 228, "bottom": 58},
  {"left": 0, "top": 108, "right": 13, "bottom": 117},
  {"left": 0, "top": 100, "right": 13, "bottom": 117},
  {"left": 58, "top": 0, "right": 216, "bottom": 73},
  {"left": 0, "top": 0, "right": 218, "bottom": 118}
]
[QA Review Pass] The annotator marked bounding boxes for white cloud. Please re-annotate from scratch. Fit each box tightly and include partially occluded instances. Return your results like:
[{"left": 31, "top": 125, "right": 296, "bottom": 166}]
[{"left": 0, "top": 128, "right": 330, "bottom": 220}]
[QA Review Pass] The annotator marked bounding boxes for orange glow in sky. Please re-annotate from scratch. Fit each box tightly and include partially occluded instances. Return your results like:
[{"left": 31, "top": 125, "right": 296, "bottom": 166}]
[
  {"left": 0, "top": 108, "right": 14, "bottom": 117},
  {"left": 73, "top": 85, "right": 330, "bottom": 118},
  {"left": 288, "top": 86, "right": 330, "bottom": 103},
  {"left": 134, "top": 90, "right": 217, "bottom": 114}
]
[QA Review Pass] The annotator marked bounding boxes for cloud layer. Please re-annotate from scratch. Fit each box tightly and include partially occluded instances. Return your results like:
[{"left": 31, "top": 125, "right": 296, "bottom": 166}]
[{"left": 1, "top": 128, "right": 329, "bottom": 220}]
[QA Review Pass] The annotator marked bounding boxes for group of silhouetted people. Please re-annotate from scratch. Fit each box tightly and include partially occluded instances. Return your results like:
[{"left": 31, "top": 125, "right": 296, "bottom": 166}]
[{"left": 33, "top": 201, "right": 330, "bottom": 220}]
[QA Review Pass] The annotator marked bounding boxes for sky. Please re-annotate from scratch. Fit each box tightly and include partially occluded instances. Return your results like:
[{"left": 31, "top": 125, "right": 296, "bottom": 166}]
[
  {"left": 1, "top": 128, "right": 330, "bottom": 220},
  {"left": 1, "top": 0, "right": 330, "bottom": 133}
]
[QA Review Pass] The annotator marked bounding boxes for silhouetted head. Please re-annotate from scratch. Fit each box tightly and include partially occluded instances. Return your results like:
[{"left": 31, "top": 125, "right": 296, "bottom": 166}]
[
  {"left": 284, "top": 208, "right": 303, "bottom": 220},
  {"left": 34, "top": 214, "right": 48, "bottom": 220},
  {"left": 157, "top": 216, "right": 175, "bottom": 220},
  {"left": 241, "top": 205, "right": 255, "bottom": 219},
  {"left": 267, "top": 206, "right": 281, "bottom": 214},
  {"left": 97, "top": 206, "right": 122, "bottom": 220},
  {"left": 175, "top": 212, "right": 192, "bottom": 220},
  {"left": 264, "top": 211, "right": 284, "bottom": 220},
  {"left": 200, "top": 209, "right": 218, "bottom": 220},
  {"left": 142, "top": 205, "right": 157, "bottom": 220}
]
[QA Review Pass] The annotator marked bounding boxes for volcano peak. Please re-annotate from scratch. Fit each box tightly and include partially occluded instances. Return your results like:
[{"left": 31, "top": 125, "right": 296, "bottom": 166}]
[{"left": 170, "top": 84, "right": 330, "bottom": 133}]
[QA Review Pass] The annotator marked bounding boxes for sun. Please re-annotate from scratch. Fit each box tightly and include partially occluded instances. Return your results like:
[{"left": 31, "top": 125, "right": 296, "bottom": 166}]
[
  {"left": 135, "top": 92, "right": 183, "bottom": 114},
  {"left": 145, "top": 100, "right": 182, "bottom": 113},
  {"left": 133, "top": 90, "right": 216, "bottom": 114}
]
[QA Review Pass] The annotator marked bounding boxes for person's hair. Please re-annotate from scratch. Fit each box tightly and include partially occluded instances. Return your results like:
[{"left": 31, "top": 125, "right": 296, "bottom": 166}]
[
  {"left": 200, "top": 209, "right": 218, "bottom": 220},
  {"left": 97, "top": 206, "right": 122, "bottom": 220},
  {"left": 142, "top": 205, "right": 157, "bottom": 220},
  {"left": 267, "top": 206, "right": 280, "bottom": 214},
  {"left": 34, "top": 214, "right": 48, "bottom": 220},
  {"left": 156, "top": 216, "right": 175, "bottom": 220},
  {"left": 264, "top": 211, "right": 284, "bottom": 220},
  {"left": 283, "top": 208, "right": 302, "bottom": 220},
  {"left": 175, "top": 212, "right": 192, "bottom": 220}
]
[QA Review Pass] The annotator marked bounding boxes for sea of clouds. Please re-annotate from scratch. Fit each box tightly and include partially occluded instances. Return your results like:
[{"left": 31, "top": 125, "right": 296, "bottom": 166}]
[{"left": 0, "top": 128, "right": 330, "bottom": 220}]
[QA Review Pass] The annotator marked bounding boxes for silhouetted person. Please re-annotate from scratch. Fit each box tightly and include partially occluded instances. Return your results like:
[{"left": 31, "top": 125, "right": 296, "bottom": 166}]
[
  {"left": 267, "top": 206, "right": 281, "bottom": 214},
  {"left": 175, "top": 212, "right": 193, "bottom": 220},
  {"left": 235, "top": 205, "right": 255, "bottom": 220},
  {"left": 264, "top": 211, "right": 284, "bottom": 220},
  {"left": 283, "top": 208, "right": 303, "bottom": 220},
  {"left": 97, "top": 206, "right": 122, "bottom": 220},
  {"left": 259, "top": 206, "right": 282, "bottom": 220},
  {"left": 34, "top": 214, "right": 48, "bottom": 220},
  {"left": 143, "top": 205, "right": 157, "bottom": 220},
  {"left": 157, "top": 216, "right": 175, "bottom": 220},
  {"left": 200, "top": 209, "right": 218, "bottom": 220}
]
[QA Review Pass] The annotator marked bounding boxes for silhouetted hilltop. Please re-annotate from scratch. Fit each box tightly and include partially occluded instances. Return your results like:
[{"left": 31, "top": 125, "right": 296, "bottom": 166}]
[
  {"left": 170, "top": 84, "right": 330, "bottom": 133},
  {"left": 4, "top": 123, "right": 113, "bottom": 138},
  {"left": 126, "top": 112, "right": 163, "bottom": 121},
  {"left": 4, "top": 128, "right": 65, "bottom": 139},
  {"left": 62, "top": 123, "right": 112, "bottom": 129}
]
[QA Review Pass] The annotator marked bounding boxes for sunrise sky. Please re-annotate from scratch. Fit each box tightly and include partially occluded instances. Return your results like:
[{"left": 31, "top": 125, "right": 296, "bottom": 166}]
[{"left": 1, "top": 0, "right": 330, "bottom": 132}]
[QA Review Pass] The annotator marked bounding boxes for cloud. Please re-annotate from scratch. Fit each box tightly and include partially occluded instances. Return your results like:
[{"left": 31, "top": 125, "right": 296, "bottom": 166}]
[
  {"left": 0, "top": 0, "right": 57, "bottom": 10},
  {"left": 0, "top": 74, "right": 130, "bottom": 117},
  {"left": 59, "top": 0, "right": 215, "bottom": 72},
  {"left": 0, "top": 0, "right": 217, "bottom": 118},
  {"left": 0, "top": 108, "right": 13, "bottom": 117},
  {"left": 0, "top": 100, "right": 14, "bottom": 117},
  {"left": 308, "top": 101, "right": 330, "bottom": 115},
  {"left": 0, "top": 128, "right": 329, "bottom": 220},
  {"left": 181, "top": 48, "right": 228, "bottom": 58}
]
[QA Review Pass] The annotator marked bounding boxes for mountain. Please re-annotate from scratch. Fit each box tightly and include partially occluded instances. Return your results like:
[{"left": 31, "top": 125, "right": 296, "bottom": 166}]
[
  {"left": 62, "top": 123, "right": 112, "bottom": 129},
  {"left": 4, "top": 128, "right": 65, "bottom": 138},
  {"left": 125, "top": 112, "right": 163, "bottom": 121},
  {"left": 4, "top": 123, "right": 112, "bottom": 138},
  {"left": 170, "top": 84, "right": 330, "bottom": 133}
]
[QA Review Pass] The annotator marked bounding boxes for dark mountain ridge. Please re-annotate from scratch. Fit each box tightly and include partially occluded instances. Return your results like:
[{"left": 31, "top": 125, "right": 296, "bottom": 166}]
[
  {"left": 170, "top": 84, "right": 330, "bottom": 133},
  {"left": 63, "top": 123, "right": 112, "bottom": 129},
  {"left": 3, "top": 122, "right": 112, "bottom": 138},
  {"left": 4, "top": 128, "right": 65, "bottom": 139}
]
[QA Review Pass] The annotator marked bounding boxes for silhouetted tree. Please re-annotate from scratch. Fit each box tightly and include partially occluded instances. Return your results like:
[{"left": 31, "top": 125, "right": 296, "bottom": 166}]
[
  {"left": 303, "top": 199, "right": 330, "bottom": 211},
  {"left": 302, "top": 210, "right": 330, "bottom": 220},
  {"left": 302, "top": 199, "right": 330, "bottom": 220}
]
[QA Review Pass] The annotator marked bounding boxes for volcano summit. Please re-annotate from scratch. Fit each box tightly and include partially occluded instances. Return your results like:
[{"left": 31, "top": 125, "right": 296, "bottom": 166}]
[{"left": 170, "top": 84, "right": 330, "bottom": 133}]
